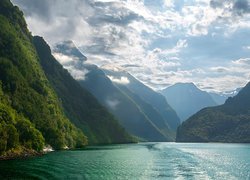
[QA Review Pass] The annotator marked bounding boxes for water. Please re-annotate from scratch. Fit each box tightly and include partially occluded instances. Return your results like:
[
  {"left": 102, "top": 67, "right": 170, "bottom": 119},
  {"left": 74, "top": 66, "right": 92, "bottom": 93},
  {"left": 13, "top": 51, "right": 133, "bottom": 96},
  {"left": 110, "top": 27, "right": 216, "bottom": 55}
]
[{"left": 0, "top": 143, "right": 250, "bottom": 179}]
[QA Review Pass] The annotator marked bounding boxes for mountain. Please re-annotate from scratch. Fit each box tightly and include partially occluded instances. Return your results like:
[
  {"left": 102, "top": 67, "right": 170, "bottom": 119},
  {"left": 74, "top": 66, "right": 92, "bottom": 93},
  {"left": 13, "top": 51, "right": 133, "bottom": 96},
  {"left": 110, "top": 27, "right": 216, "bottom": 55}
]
[
  {"left": 114, "top": 85, "right": 174, "bottom": 139},
  {"left": 209, "top": 93, "right": 228, "bottom": 105},
  {"left": 34, "top": 37, "right": 133, "bottom": 145},
  {"left": 0, "top": 0, "right": 87, "bottom": 156},
  {"left": 160, "top": 83, "right": 217, "bottom": 122},
  {"left": 176, "top": 82, "right": 250, "bottom": 143},
  {"left": 209, "top": 88, "right": 241, "bottom": 105},
  {"left": 53, "top": 41, "right": 172, "bottom": 141},
  {"left": 103, "top": 67, "right": 181, "bottom": 130}
]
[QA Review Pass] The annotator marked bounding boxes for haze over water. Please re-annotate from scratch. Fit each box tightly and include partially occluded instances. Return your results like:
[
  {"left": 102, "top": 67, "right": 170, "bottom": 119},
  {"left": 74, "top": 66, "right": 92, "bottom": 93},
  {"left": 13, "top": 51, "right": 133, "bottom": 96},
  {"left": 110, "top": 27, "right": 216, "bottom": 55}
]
[{"left": 1, "top": 143, "right": 250, "bottom": 179}]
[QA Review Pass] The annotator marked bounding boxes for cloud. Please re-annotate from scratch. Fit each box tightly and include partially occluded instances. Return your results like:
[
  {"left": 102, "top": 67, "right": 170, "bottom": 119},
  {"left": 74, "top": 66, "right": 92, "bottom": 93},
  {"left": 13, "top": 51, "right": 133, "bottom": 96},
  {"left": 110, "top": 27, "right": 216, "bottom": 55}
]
[
  {"left": 210, "top": 0, "right": 250, "bottom": 16},
  {"left": 12, "top": 0, "right": 51, "bottom": 21},
  {"left": 53, "top": 53, "right": 76, "bottom": 65},
  {"left": 105, "top": 98, "right": 120, "bottom": 110},
  {"left": 198, "top": 75, "right": 247, "bottom": 92},
  {"left": 243, "top": 46, "right": 250, "bottom": 50},
  {"left": 86, "top": 1, "right": 142, "bottom": 27},
  {"left": 233, "top": 0, "right": 250, "bottom": 15},
  {"left": 210, "top": 66, "right": 230, "bottom": 73},
  {"left": 67, "top": 67, "right": 89, "bottom": 80},
  {"left": 11, "top": 0, "right": 250, "bottom": 93},
  {"left": 52, "top": 50, "right": 89, "bottom": 81},
  {"left": 107, "top": 76, "right": 130, "bottom": 85},
  {"left": 232, "top": 57, "right": 250, "bottom": 65}
]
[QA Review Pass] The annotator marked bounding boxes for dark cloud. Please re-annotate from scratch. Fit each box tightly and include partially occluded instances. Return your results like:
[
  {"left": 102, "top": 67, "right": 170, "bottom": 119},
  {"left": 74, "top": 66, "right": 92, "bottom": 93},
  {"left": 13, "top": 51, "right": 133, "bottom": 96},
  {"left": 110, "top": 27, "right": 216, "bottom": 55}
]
[
  {"left": 87, "top": 12, "right": 141, "bottom": 27},
  {"left": 122, "top": 64, "right": 141, "bottom": 68},
  {"left": 86, "top": 1, "right": 142, "bottom": 27},
  {"left": 210, "top": 0, "right": 250, "bottom": 16},
  {"left": 233, "top": 0, "right": 250, "bottom": 15},
  {"left": 12, "top": 0, "right": 51, "bottom": 21},
  {"left": 83, "top": 44, "right": 116, "bottom": 56},
  {"left": 210, "top": 0, "right": 224, "bottom": 9}
]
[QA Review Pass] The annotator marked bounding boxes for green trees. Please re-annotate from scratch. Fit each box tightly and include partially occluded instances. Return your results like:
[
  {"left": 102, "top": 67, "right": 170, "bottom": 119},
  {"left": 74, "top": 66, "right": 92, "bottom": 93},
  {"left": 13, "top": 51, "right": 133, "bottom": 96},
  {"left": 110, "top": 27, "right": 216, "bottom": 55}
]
[
  {"left": 0, "top": 91, "right": 45, "bottom": 155},
  {"left": 176, "top": 82, "right": 250, "bottom": 143},
  {"left": 0, "top": 0, "right": 87, "bottom": 155}
]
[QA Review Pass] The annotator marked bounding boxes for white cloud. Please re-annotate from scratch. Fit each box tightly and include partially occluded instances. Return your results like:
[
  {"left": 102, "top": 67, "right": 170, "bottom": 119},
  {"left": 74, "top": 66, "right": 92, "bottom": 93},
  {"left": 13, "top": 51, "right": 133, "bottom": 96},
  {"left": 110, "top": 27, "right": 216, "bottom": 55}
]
[
  {"left": 12, "top": 0, "right": 250, "bottom": 93},
  {"left": 53, "top": 53, "right": 76, "bottom": 65},
  {"left": 108, "top": 76, "right": 130, "bottom": 85},
  {"left": 67, "top": 67, "right": 89, "bottom": 81},
  {"left": 210, "top": 66, "right": 230, "bottom": 73},
  {"left": 163, "top": 0, "right": 175, "bottom": 8},
  {"left": 105, "top": 98, "right": 120, "bottom": 110},
  {"left": 198, "top": 75, "right": 247, "bottom": 93},
  {"left": 232, "top": 58, "right": 250, "bottom": 66},
  {"left": 243, "top": 46, "right": 250, "bottom": 50},
  {"left": 53, "top": 52, "right": 89, "bottom": 80}
]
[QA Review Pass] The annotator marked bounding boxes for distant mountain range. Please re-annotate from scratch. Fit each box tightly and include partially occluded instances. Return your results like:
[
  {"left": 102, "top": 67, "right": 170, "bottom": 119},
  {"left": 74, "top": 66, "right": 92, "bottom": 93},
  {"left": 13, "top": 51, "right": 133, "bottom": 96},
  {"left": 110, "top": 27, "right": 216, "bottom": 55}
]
[
  {"left": 103, "top": 67, "right": 180, "bottom": 131},
  {"left": 160, "top": 83, "right": 217, "bottom": 122},
  {"left": 209, "top": 88, "right": 241, "bottom": 105},
  {"left": 53, "top": 41, "right": 181, "bottom": 141},
  {"left": 176, "top": 82, "right": 250, "bottom": 143}
]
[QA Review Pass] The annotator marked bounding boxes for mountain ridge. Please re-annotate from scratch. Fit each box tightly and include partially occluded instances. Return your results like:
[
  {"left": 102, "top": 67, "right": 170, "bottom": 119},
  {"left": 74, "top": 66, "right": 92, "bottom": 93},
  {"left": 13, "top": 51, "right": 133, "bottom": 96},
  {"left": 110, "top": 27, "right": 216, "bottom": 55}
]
[
  {"left": 53, "top": 41, "right": 172, "bottom": 141},
  {"left": 34, "top": 36, "right": 134, "bottom": 145},
  {"left": 104, "top": 68, "right": 181, "bottom": 130},
  {"left": 160, "top": 82, "right": 217, "bottom": 122}
]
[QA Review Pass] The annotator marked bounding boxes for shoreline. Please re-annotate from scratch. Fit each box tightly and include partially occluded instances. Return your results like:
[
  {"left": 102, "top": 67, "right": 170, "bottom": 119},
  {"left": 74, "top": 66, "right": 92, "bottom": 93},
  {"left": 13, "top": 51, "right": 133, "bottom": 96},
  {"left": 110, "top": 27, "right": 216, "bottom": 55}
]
[
  {"left": 2, "top": 141, "right": 249, "bottom": 161},
  {"left": 0, "top": 149, "right": 44, "bottom": 161}
]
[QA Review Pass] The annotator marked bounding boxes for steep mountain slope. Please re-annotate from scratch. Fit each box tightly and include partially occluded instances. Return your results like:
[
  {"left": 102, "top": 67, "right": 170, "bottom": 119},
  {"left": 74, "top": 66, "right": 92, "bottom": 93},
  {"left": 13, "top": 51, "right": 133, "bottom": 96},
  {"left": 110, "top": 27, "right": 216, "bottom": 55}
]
[
  {"left": 160, "top": 83, "right": 217, "bottom": 122},
  {"left": 209, "top": 92, "right": 228, "bottom": 105},
  {"left": 53, "top": 41, "right": 171, "bottom": 141},
  {"left": 103, "top": 68, "right": 181, "bottom": 130},
  {"left": 33, "top": 37, "right": 133, "bottom": 144},
  {"left": 176, "top": 82, "right": 250, "bottom": 143},
  {"left": 115, "top": 85, "right": 174, "bottom": 139},
  {"left": 0, "top": 0, "right": 86, "bottom": 156},
  {"left": 209, "top": 88, "right": 241, "bottom": 105}
]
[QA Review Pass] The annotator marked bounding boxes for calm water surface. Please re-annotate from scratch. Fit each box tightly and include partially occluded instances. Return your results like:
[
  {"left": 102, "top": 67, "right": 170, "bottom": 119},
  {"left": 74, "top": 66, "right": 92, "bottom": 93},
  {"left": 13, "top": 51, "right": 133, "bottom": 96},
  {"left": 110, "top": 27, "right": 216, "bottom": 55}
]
[{"left": 0, "top": 143, "right": 250, "bottom": 179}]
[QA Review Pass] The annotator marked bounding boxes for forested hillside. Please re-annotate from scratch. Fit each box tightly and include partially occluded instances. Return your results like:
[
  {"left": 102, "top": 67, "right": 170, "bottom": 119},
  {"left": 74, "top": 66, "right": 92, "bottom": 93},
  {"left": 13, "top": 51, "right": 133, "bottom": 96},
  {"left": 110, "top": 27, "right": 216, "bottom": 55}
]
[
  {"left": 176, "top": 82, "right": 250, "bottom": 143},
  {"left": 0, "top": 0, "right": 87, "bottom": 156}
]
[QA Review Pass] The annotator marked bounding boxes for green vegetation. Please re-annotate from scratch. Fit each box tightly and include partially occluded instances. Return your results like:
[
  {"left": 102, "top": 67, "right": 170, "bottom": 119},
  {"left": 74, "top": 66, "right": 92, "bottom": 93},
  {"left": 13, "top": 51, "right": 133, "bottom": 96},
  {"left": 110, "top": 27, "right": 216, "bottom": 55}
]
[
  {"left": 33, "top": 36, "right": 134, "bottom": 144},
  {"left": 176, "top": 82, "right": 250, "bottom": 143},
  {"left": 0, "top": 82, "right": 44, "bottom": 155},
  {"left": 0, "top": 0, "right": 87, "bottom": 155}
]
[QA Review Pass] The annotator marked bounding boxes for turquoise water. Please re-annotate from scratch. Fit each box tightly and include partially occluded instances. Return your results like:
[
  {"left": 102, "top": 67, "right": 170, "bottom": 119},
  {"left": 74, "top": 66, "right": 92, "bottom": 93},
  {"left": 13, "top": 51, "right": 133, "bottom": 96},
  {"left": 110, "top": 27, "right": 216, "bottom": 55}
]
[{"left": 0, "top": 143, "right": 250, "bottom": 179}]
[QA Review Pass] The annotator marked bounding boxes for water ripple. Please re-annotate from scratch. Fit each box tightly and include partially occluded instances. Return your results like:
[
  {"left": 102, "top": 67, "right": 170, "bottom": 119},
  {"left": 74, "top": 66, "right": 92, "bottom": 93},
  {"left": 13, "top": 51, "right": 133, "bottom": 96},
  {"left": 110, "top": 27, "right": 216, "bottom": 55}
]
[{"left": 0, "top": 143, "right": 250, "bottom": 179}]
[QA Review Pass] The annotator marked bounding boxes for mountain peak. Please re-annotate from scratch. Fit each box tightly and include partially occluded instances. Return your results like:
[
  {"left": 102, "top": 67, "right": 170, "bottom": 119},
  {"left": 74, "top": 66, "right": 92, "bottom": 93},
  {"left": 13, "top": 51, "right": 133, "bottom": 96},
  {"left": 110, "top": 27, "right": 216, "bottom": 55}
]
[
  {"left": 101, "top": 64, "right": 125, "bottom": 72},
  {"left": 161, "top": 82, "right": 198, "bottom": 93},
  {"left": 53, "top": 40, "right": 87, "bottom": 62},
  {"left": 160, "top": 82, "right": 217, "bottom": 122},
  {"left": 175, "top": 82, "right": 196, "bottom": 88}
]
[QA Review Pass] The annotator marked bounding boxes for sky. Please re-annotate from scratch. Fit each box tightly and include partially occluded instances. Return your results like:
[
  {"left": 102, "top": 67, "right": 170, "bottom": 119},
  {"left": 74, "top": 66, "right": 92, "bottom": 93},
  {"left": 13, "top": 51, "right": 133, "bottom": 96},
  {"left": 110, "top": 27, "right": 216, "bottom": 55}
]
[{"left": 11, "top": 0, "right": 250, "bottom": 93}]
